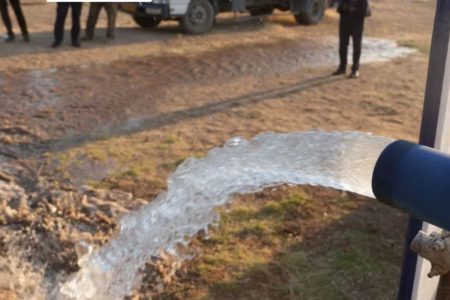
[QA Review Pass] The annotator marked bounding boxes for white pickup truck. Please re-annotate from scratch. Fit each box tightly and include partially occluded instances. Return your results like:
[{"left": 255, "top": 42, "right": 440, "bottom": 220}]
[{"left": 119, "top": 0, "right": 329, "bottom": 34}]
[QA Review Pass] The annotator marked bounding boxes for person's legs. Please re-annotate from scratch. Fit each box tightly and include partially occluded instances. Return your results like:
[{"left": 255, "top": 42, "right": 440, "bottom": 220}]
[
  {"left": 334, "top": 15, "right": 351, "bottom": 75},
  {"left": 70, "top": 2, "right": 82, "bottom": 46},
  {"left": 9, "top": 0, "right": 28, "bottom": 40},
  {"left": 351, "top": 17, "right": 365, "bottom": 73},
  {"left": 85, "top": 3, "right": 101, "bottom": 40},
  {"left": 53, "top": 2, "right": 69, "bottom": 47},
  {"left": 0, "top": 0, "right": 14, "bottom": 40},
  {"left": 105, "top": 3, "right": 117, "bottom": 39}
]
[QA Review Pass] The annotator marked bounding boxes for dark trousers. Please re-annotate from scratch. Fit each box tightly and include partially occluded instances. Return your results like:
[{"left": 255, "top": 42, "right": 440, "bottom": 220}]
[
  {"left": 339, "top": 14, "right": 365, "bottom": 72},
  {"left": 54, "top": 2, "right": 82, "bottom": 45},
  {"left": 86, "top": 3, "right": 117, "bottom": 39},
  {"left": 0, "top": 0, "right": 28, "bottom": 37}
]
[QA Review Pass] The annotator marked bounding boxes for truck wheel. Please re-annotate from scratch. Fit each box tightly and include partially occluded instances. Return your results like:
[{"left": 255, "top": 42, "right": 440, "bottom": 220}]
[
  {"left": 294, "top": 0, "right": 325, "bottom": 25},
  {"left": 180, "top": 0, "right": 215, "bottom": 34},
  {"left": 133, "top": 15, "right": 162, "bottom": 28},
  {"left": 249, "top": 8, "right": 274, "bottom": 16}
]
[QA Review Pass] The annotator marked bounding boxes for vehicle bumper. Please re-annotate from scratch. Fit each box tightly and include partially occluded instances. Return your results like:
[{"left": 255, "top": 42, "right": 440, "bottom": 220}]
[{"left": 119, "top": 3, "right": 171, "bottom": 19}]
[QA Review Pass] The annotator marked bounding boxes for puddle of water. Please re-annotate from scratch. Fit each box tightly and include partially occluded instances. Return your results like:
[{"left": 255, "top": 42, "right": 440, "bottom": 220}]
[
  {"left": 154, "top": 36, "right": 417, "bottom": 81},
  {"left": 288, "top": 36, "right": 416, "bottom": 71},
  {"left": 24, "top": 69, "right": 61, "bottom": 111},
  {"left": 360, "top": 37, "right": 416, "bottom": 64},
  {"left": 68, "top": 156, "right": 120, "bottom": 188}
]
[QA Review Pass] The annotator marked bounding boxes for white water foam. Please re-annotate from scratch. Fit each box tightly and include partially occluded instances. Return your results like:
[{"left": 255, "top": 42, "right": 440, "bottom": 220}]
[{"left": 59, "top": 131, "right": 393, "bottom": 299}]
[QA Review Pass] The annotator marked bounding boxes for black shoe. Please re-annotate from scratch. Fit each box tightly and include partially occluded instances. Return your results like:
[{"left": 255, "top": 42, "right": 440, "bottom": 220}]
[
  {"left": 332, "top": 68, "right": 346, "bottom": 76},
  {"left": 104, "top": 36, "right": 115, "bottom": 44},
  {"left": 72, "top": 41, "right": 81, "bottom": 48},
  {"left": 4, "top": 35, "right": 14, "bottom": 42},
  {"left": 23, "top": 34, "right": 30, "bottom": 42},
  {"left": 51, "top": 42, "right": 61, "bottom": 48},
  {"left": 349, "top": 70, "right": 360, "bottom": 79}
]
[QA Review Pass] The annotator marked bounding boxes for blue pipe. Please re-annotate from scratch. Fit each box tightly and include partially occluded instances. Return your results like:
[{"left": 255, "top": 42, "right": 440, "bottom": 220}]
[{"left": 372, "top": 140, "right": 450, "bottom": 231}]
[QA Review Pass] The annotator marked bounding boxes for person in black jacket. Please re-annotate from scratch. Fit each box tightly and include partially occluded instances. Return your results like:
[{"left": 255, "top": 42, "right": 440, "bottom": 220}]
[
  {"left": 52, "top": 2, "right": 82, "bottom": 48},
  {"left": 332, "top": 0, "right": 370, "bottom": 78},
  {"left": 0, "top": 0, "right": 29, "bottom": 42}
]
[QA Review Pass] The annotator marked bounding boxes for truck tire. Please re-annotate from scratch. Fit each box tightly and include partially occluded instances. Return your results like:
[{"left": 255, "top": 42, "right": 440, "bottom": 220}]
[
  {"left": 249, "top": 7, "right": 274, "bottom": 16},
  {"left": 180, "top": 0, "right": 215, "bottom": 34},
  {"left": 294, "top": 0, "right": 325, "bottom": 25},
  {"left": 133, "top": 15, "right": 162, "bottom": 28}
]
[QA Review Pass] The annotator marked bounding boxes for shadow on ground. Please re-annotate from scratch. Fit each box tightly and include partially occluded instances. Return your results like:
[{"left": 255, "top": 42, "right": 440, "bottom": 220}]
[{"left": 0, "top": 16, "right": 277, "bottom": 59}]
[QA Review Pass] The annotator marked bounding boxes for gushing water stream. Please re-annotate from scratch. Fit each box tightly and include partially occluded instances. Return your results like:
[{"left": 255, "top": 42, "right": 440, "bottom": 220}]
[{"left": 59, "top": 131, "right": 393, "bottom": 299}]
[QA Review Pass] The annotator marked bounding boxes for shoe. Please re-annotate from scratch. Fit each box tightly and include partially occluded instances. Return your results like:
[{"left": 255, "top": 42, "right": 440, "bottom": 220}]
[
  {"left": 332, "top": 68, "right": 346, "bottom": 76},
  {"left": 4, "top": 35, "right": 14, "bottom": 42},
  {"left": 105, "top": 36, "right": 114, "bottom": 43},
  {"left": 349, "top": 70, "right": 360, "bottom": 79},
  {"left": 72, "top": 41, "right": 81, "bottom": 48},
  {"left": 23, "top": 34, "right": 30, "bottom": 42},
  {"left": 51, "top": 42, "right": 61, "bottom": 48}
]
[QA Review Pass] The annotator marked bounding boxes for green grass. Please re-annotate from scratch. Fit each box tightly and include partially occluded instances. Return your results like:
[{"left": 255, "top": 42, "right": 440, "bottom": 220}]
[
  {"left": 164, "top": 135, "right": 179, "bottom": 144},
  {"left": 158, "top": 188, "right": 403, "bottom": 300},
  {"left": 247, "top": 111, "right": 263, "bottom": 120},
  {"left": 398, "top": 39, "right": 430, "bottom": 54},
  {"left": 42, "top": 132, "right": 195, "bottom": 197},
  {"left": 203, "top": 232, "right": 394, "bottom": 300},
  {"left": 161, "top": 158, "right": 187, "bottom": 171}
]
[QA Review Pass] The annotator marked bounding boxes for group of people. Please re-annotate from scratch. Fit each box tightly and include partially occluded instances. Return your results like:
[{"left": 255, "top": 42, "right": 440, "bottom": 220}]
[
  {"left": 1, "top": 0, "right": 370, "bottom": 78},
  {"left": 0, "top": 0, "right": 117, "bottom": 48}
]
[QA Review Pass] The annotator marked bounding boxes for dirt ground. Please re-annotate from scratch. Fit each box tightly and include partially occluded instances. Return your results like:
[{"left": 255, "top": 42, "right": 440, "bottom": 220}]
[{"left": 0, "top": 0, "right": 437, "bottom": 299}]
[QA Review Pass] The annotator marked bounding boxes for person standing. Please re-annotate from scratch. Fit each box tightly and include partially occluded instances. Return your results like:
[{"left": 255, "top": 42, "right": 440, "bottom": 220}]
[
  {"left": 52, "top": 2, "right": 82, "bottom": 48},
  {"left": 332, "top": 0, "right": 370, "bottom": 78},
  {"left": 82, "top": 3, "right": 117, "bottom": 41},
  {"left": 0, "top": 0, "right": 29, "bottom": 42}
]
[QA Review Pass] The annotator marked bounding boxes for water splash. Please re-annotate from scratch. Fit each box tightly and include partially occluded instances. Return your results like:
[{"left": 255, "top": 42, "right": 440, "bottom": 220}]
[{"left": 59, "top": 131, "right": 393, "bottom": 299}]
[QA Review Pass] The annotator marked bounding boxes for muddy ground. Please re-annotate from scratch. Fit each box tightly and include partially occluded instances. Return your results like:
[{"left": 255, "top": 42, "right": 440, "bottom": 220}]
[{"left": 0, "top": 0, "right": 437, "bottom": 299}]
